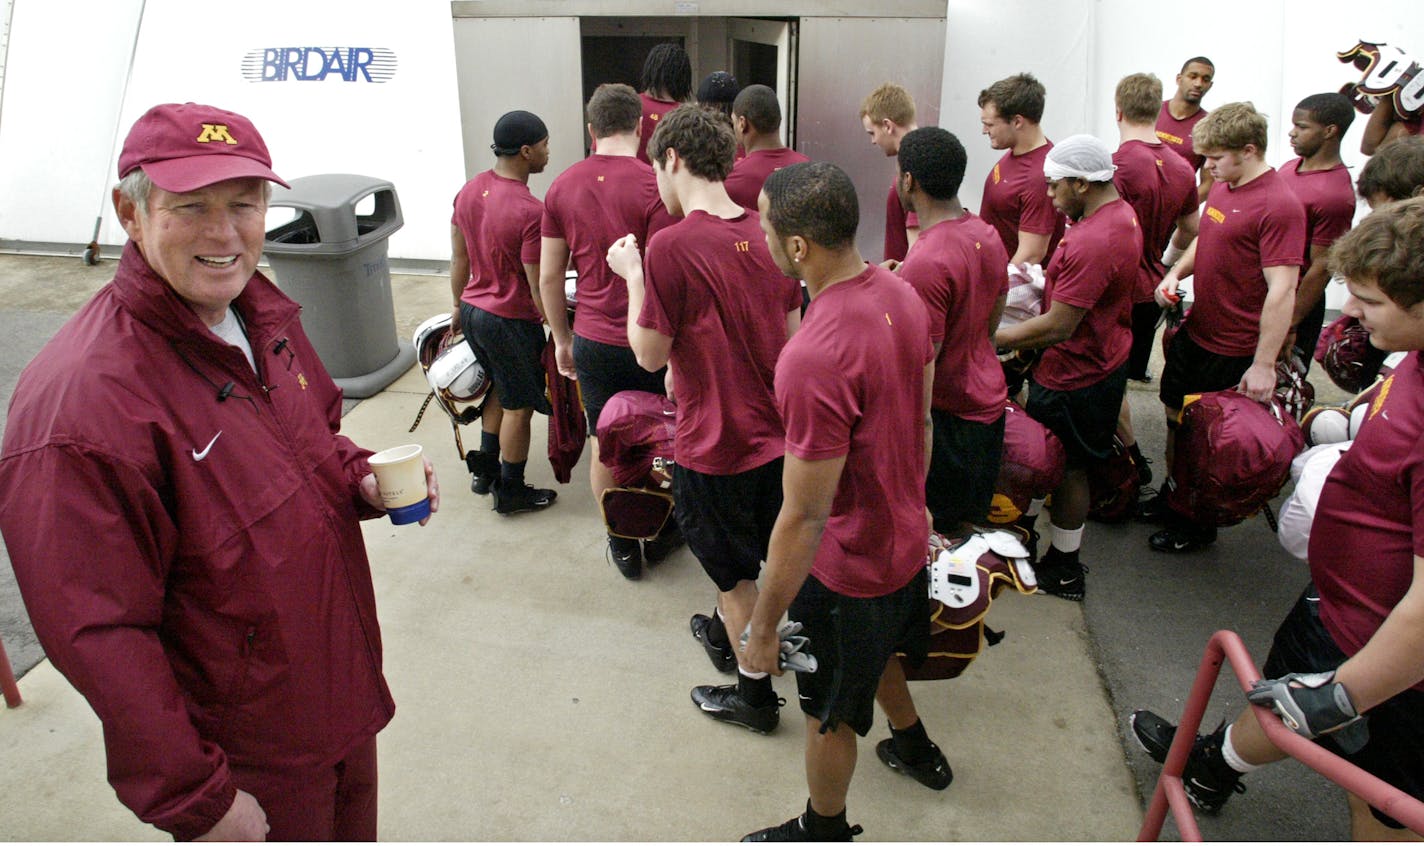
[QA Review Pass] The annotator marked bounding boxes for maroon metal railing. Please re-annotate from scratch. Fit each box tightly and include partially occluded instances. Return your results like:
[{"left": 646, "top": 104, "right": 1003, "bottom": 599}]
[
  {"left": 0, "top": 634, "right": 20, "bottom": 708},
  {"left": 1138, "top": 629, "right": 1424, "bottom": 839}
]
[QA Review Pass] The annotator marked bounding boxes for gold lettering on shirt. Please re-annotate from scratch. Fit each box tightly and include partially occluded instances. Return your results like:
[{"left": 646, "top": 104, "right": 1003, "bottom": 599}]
[
  {"left": 1155, "top": 158, "right": 1165, "bottom": 167},
  {"left": 885, "top": 313, "right": 893, "bottom": 326},
  {"left": 482, "top": 190, "right": 489, "bottom": 197},
  {"left": 734, "top": 240, "right": 750, "bottom": 252},
  {"left": 992, "top": 163, "right": 1001, "bottom": 185},
  {"left": 975, "top": 241, "right": 982, "bottom": 250},
  {"left": 1371, "top": 374, "right": 1394, "bottom": 419},
  {"left": 298, "top": 373, "right": 309, "bottom": 390},
  {"left": 1156, "top": 130, "right": 1183, "bottom": 146},
  {"left": 597, "top": 176, "right": 606, "bottom": 182},
  {"left": 1205, "top": 206, "right": 1226, "bottom": 224}
]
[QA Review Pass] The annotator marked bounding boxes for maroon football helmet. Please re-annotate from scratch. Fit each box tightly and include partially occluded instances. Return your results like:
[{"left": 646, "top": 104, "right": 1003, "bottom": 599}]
[
  {"left": 1317, "top": 314, "right": 1387, "bottom": 394},
  {"left": 1087, "top": 436, "right": 1141, "bottom": 523},
  {"left": 989, "top": 402, "right": 1065, "bottom": 524}
]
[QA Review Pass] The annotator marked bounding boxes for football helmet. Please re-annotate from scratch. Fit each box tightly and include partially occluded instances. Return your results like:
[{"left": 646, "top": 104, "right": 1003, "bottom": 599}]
[
  {"left": 1317, "top": 314, "right": 1386, "bottom": 394},
  {"left": 413, "top": 313, "right": 489, "bottom": 407},
  {"left": 989, "top": 402, "right": 1066, "bottom": 523}
]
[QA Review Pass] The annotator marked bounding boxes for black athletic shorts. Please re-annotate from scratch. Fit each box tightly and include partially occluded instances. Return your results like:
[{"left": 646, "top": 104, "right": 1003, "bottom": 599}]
[
  {"left": 1128, "top": 300, "right": 1163, "bottom": 378},
  {"left": 790, "top": 569, "right": 929, "bottom": 737},
  {"left": 672, "top": 458, "right": 784, "bottom": 592},
  {"left": 1026, "top": 366, "right": 1128, "bottom": 464},
  {"left": 926, "top": 408, "right": 1004, "bottom": 532},
  {"left": 460, "top": 303, "right": 551, "bottom": 414},
  {"left": 571, "top": 334, "right": 666, "bottom": 434},
  {"left": 1159, "top": 329, "right": 1254, "bottom": 413},
  {"left": 1263, "top": 584, "right": 1424, "bottom": 829}
]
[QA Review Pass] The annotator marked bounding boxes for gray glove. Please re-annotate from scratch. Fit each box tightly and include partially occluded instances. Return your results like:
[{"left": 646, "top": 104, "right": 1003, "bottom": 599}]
[
  {"left": 1246, "top": 671, "right": 1368, "bottom": 753},
  {"left": 741, "top": 621, "right": 818, "bottom": 673}
]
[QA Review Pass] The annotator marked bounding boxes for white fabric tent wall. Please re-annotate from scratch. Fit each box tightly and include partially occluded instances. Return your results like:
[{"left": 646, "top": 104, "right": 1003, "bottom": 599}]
[
  {"left": 0, "top": 1, "right": 143, "bottom": 251},
  {"left": 0, "top": 0, "right": 464, "bottom": 264}
]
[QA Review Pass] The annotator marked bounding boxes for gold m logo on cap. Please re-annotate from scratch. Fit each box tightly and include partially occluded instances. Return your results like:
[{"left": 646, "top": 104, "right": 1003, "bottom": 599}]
[{"left": 195, "top": 124, "right": 240, "bottom": 145}]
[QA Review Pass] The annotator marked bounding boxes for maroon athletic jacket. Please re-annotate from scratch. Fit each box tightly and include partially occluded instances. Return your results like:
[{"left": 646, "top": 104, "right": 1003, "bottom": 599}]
[{"left": 0, "top": 244, "right": 394, "bottom": 839}]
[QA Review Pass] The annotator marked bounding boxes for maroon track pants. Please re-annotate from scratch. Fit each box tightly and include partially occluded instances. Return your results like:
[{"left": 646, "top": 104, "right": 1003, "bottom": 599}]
[{"left": 230, "top": 736, "right": 378, "bottom": 841}]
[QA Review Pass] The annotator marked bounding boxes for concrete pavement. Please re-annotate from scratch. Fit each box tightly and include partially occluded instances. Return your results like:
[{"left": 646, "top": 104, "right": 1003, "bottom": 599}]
[{"left": 0, "top": 249, "right": 1352, "bottom": 840}]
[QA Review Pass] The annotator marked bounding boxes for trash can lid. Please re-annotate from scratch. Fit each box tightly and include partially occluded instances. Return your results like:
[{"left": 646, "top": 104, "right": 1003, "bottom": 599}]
[
  {"left": 266, "top": 173, "right": 402, "bottom": 249},
  {"left": 270, "top": 173, "right": 395, "bottom": 209}
]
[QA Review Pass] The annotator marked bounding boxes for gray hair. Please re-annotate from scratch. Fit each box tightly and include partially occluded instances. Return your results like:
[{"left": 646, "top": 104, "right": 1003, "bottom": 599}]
[{"left": 117, "top": 168, "right": 153, "bottom": 212}]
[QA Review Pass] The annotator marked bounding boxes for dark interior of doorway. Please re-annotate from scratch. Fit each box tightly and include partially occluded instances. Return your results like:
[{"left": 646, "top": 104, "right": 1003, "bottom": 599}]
[
  {"left": 731, "top": 39, "right": 777, "bottom": 91},
  {"left": 580, "top": 35, "right": 680, "bottom": 106},
  {"left": 580, "top": 35, "right": 680, "bottom": 154}
]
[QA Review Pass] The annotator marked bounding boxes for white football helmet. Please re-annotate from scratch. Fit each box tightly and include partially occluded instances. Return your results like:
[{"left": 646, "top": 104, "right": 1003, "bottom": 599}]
[{"left": 413, "top": 314, "right": 489, "bottom": 406}]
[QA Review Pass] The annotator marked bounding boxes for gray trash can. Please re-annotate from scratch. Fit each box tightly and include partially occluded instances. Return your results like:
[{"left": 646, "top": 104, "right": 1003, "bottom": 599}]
[{"left": 263, "top": 174, "right": 416, "bottom": 399}]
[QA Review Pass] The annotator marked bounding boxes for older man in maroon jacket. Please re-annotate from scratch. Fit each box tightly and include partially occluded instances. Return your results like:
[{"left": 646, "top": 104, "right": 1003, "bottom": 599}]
[{"left": 0, "top": 102, "right": 438, "bottom": 841}]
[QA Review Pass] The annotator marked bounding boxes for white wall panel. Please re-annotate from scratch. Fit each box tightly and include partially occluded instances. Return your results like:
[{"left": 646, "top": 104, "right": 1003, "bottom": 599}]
[
  {"left": 940, "top": 0, "right": 1093, "bottom": 220},
  {"left": 452, "top": 16, "right": 583, "bottom": 200},
  {"left": 798, "top": 16, "right": 944, "bottom": 262}
]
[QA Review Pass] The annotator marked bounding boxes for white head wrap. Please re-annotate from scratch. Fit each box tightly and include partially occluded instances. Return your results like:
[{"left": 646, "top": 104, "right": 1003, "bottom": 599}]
[{"left": 1043, "top": 134, "right": 1117, "bottom": 182}]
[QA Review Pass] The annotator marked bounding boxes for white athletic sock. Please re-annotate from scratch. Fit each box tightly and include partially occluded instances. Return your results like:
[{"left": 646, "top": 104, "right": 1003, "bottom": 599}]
[
  {"left": 1026, "top": 498, "right": 1045, "bottom": 517},
  {"left": 1050, "top": 524, "right": 1083, "bottom": 554},
  {"left": 738, "top": 667, "right": 769, "bottom": 680},
  {"left": 1221, "top": 725, "right": 1262, "bottom": 773}
]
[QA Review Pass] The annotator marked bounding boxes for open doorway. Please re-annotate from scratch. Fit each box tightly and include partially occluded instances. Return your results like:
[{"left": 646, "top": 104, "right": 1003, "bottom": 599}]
[
  {"left": 727, "top": 18, "right": 796, "bottom": 147},
  {"left": 579, "top": 17, "right": 797, "bottom": 149}
]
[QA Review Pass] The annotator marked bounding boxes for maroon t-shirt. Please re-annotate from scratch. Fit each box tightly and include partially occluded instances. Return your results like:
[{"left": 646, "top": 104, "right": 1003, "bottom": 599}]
[
  {"left": 1185, "top": 170, "right": 1307, "bottom": 357},
  {"left": 776, "top": 264, "right": 933, "bottom": 599},
  {"left": 638, "top": 92, "right": 681, "bottom": 164},
  {"left": 1277, "top": 158, "right": 1357, "bottom": 252},
  {"left": 541, "top": 154, "right": 672, "bottom": 347},
  {"left": 453, "top": 170, "right": 543, "bottom": 322},
  {"left": 980, "top": 143, "right": 1066, "bottom": 263},
  {"left": 897, "top": 213, "right": 1009, "bottom": 421},
  {"left": 725, "top": 147, "right": 810, "bottom": 211},
  {"left": 1033, "top": 198, "right": 1140, "bottom": 391},
  {"left": 1113, "top": 139, "right": 1199, "bottom": 303},
  {"left": 1155, "top": 101, "right": 1209, "bottom": 171},
  {"left": 638, "top": 210, "right": 801, "bottom": 475},
  {"left": 1310, "top": 352, "right": 1424, "bottom": 692},
  {"left": 883, "top": 183, "right": 921, "bottom": 264}
]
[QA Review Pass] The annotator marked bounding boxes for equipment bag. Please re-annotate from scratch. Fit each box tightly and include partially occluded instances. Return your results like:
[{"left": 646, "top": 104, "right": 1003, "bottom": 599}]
[{"left": 1166, "top": 392, "right": 1305, "bottom": 527}]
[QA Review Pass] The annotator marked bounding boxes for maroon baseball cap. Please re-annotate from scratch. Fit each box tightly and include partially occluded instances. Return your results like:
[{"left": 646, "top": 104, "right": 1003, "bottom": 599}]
[{"left": 118, "top": 102, "right": 290, "bottom": 192}]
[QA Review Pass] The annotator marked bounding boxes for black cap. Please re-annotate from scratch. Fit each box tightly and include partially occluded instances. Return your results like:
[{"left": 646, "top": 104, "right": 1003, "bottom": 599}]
[{"left": 491, "top": 110, "right": 548, "bottom": 156}]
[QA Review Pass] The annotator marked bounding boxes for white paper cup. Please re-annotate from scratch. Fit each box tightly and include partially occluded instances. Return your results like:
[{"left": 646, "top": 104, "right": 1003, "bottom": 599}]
[{"left": 368, "top": 444, "right": 430, "bottom": 525}]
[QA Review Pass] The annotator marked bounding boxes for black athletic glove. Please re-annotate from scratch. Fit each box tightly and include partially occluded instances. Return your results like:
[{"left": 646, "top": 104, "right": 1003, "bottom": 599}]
[{"left": 1247, "top": 671, "right": 1369, "bottom": 753}]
